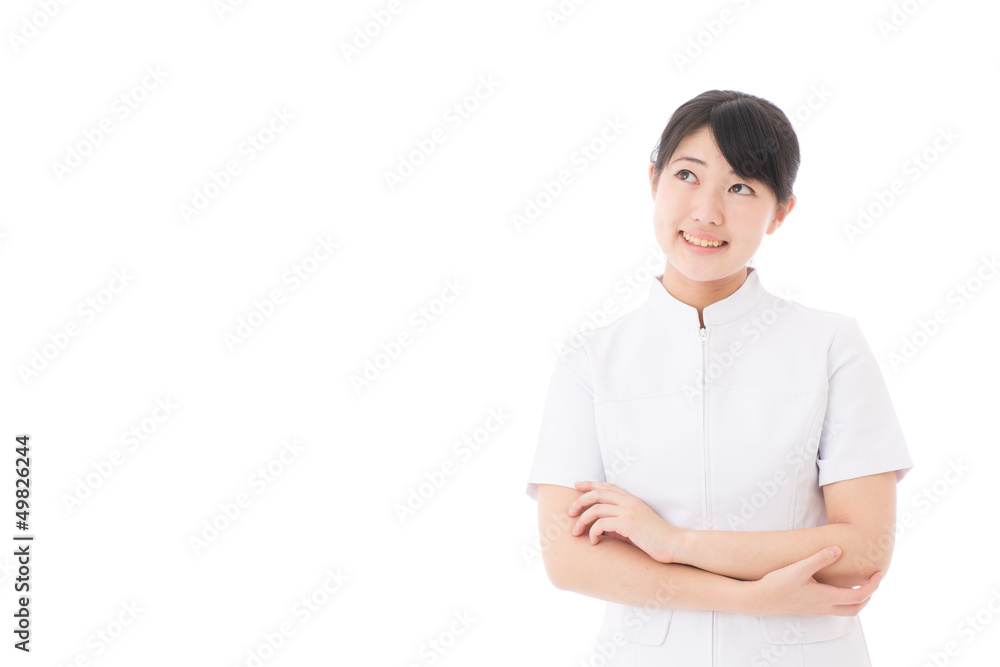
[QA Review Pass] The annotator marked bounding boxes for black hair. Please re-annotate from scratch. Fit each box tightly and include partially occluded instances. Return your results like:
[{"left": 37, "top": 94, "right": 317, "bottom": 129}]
[{"left": 649, "top": 90, "right": 800, "bottom": 206}]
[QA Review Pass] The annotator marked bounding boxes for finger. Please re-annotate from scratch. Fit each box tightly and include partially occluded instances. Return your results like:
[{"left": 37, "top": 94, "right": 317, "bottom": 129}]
[
  {"left": 570, "top": 487, "right": 625, "bottom": 517},
  {"left": 567, "top": 489, "right": 595, "bottom": 517},
  {"left": 568, "top": 487, "right": 607, "bottom": 516},
  {"left": 572, "top": 504, "right": 614, "bottom": 536},
  {"left": 820, "top": 571, "right": 883, "bottom": 608},
  {"left": 589, "top": 517, "right": 615, "bottom": 545},
  {"left": 832, "top": 571, "right": 883, "bottom": 606},
  {"left": 828, "top": 595, "right": 871, "bottom": 617},
  {"left": 576, "top": 481, "right": 622, "bottom": 496},
  {"left": 795, "top": 547, "right": 842, "bottom": 577}
]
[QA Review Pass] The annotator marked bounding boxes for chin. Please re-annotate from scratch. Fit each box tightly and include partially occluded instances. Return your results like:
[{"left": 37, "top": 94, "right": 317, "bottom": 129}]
[{"left": 669, "top": 258, "right": 744, "bottom": 283}]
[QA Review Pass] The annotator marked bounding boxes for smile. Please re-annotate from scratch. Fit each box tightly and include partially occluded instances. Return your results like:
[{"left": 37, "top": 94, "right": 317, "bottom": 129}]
[{"left": 681, "top": 231, "right": 727, "bottom": 248}]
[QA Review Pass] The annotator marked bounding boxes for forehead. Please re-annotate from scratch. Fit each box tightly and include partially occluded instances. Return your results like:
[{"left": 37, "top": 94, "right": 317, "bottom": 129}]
[{"left": 671, "top": 126, "right": 727, "bottom": 165}]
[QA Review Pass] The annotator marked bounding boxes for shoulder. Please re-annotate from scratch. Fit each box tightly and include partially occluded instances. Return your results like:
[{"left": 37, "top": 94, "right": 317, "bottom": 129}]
[
  {"left": 554, "top": 298, "right": 650, "bottom": 363},
  {"left": 763, "top": 294, "right": 879, "bottom": 377},
  {"left": 761, "top": 290, "right": 861, "bottom": 340}
]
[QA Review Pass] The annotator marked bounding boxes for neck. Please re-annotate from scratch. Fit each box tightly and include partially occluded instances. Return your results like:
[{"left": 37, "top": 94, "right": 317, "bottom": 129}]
[{"left": 661, "top": 264, "right": 751, "bottom": 327}]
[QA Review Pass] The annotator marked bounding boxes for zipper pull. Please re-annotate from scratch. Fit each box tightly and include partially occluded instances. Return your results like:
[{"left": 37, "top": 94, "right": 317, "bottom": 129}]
[{"left": 700, "top": 327, "right": 707, "bottom": 344}]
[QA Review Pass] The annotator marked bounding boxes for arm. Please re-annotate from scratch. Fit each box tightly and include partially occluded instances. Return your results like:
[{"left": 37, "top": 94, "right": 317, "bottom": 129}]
[
  {"left": 538, "top": 483, "right": 878, "bottom": 615},
  {"left": 673, "top": 471, "right": 897, "bottom": 588},
  {"left": 538, "top": 483, "right": 757, "bottom": 613}
]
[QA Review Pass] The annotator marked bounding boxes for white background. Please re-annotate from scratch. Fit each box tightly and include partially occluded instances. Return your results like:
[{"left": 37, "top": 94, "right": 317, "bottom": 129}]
[{"left": 1, "top": 0, "right": 998, "bottom": 665}]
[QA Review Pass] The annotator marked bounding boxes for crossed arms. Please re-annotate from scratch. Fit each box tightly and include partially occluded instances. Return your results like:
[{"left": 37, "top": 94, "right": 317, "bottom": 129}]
[{"left": 536, "top": 470, "right": 897, "bottom": 616}]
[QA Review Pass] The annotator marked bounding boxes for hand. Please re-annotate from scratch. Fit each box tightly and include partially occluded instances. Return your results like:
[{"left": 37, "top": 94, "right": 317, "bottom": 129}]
[
  {"left": 568, "top": 480, "right": 686, "bottom": 564},
  {"left": 749, "top": 546, "right": 882, "bottom": 617}
]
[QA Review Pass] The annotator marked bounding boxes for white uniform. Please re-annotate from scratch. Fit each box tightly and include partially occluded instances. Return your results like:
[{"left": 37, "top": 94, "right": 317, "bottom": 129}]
[{"left": 526, "top": 267, "right": 914, "bottom": 666}]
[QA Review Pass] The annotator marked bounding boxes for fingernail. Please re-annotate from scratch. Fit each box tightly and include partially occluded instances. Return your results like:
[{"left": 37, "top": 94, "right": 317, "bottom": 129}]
[{"left": 827, "top": 547, "right": 841, "bottom": 558}]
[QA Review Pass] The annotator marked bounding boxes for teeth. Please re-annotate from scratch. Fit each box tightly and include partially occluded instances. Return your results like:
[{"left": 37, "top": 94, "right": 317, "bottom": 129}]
[{"left": 683, "top": 231, "right": 725, "bottom": 247}]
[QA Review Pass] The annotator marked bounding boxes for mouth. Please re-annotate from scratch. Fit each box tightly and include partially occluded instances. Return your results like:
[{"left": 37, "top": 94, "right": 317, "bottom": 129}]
[{"left": 680, "top": 230, "right": 727, "bottom": 248}]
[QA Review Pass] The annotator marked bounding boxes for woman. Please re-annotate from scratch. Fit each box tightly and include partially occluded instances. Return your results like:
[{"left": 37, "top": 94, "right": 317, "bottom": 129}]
[{"left": 526, "top": 90, "right": 913, "bottom": 666}]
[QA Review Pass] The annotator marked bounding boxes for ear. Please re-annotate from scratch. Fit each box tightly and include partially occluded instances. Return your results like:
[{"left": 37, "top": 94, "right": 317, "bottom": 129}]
[
  {"left": 766, "top": 194, "right": 796, "bottom": 235},
  {"left": 649, "top": 162, "right": 658, "bottom": 198}
]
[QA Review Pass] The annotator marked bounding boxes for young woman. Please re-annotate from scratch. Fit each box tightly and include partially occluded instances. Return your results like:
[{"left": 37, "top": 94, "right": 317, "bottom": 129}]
[{"left": 526, "top": 90, "right": 913, "bottom": 666}]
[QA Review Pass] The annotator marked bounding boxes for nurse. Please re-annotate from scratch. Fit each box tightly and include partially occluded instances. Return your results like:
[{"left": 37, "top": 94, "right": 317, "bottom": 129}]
[{"left": 526, "top": 90, "right": 913, "bottom": 666}]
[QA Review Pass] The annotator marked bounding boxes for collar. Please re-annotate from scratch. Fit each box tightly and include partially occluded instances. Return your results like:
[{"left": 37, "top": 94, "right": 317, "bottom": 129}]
[{"left": 647, "top": 266, "right": 768, "bottom": 328}]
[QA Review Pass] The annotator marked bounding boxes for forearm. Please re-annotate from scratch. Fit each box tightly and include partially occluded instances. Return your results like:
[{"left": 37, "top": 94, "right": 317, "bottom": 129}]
[
  {"left": 677, "top": 523, "right": 878, "bottom": 587},
  {"left": 549, "top": 532, "right": 756, "bottom": 613}
]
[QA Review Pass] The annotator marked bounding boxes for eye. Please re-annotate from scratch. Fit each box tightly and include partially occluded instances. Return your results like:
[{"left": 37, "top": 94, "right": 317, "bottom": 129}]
[
  {"left": 730, "top": 183, "right": 755, "bottom": 195},
  {"left": 675, "top": 169, "right": 696, "bottom": 182}
]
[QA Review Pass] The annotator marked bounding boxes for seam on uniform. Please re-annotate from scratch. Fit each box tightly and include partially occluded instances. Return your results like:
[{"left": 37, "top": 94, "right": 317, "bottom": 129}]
[
  {"left": 594, "top": 390, "right": 687, "bottom": 406},
  {"left": 788, "top": 395, "right": 827, "bottom": 529},
  {"left": 706, "top": 385, "right": 825, "bottom": 396},
  {"left": 557, "top": 347, "right": 594, "bottom": 399}
]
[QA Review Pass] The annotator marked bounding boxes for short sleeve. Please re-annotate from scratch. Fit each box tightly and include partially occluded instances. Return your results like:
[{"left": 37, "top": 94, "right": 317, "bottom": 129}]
[
  {"left": 525, "top": 346, "right": 606, "bottom": 501},
  {"left": 817, "top": 317, "right": 914, "bottom": 486}
]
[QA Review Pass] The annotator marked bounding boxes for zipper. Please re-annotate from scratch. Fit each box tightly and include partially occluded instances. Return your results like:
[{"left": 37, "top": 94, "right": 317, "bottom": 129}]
[
  {"left": 700, "top": 325, "right": 715, "bottom": 666},
  {"left": 699, "top": 325, "right": 710, "bottom": 530}
]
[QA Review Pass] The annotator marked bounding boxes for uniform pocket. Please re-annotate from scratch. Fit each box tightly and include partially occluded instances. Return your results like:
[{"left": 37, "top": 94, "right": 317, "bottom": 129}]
[
  {"left": 599, "top": 602, "right": 673, "bottom": 646},
  {"left": 758, "top": 614, "right": 857, "bottom": 644}
]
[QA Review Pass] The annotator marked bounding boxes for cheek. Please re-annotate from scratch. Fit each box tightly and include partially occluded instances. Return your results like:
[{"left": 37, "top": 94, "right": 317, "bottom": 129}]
[
  {"left": 727, "top": 202, "right": 773, "bottom": 229},
  {"left": 653, "top": 191, "right": 685, "bottom": 222}
]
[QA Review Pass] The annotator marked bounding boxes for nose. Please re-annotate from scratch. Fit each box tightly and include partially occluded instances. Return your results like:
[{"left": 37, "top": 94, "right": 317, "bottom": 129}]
[{"left": 689, "top": 187, "right": 723, "bottom": 226}]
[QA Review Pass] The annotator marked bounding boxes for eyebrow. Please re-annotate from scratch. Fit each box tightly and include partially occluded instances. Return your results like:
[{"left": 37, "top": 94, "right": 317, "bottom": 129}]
[{"left": 669, "top": 156, "right": 736, "bottom": 176}]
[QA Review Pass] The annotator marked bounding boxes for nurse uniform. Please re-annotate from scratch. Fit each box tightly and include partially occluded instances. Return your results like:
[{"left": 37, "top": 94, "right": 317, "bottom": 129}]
[{"left": 526, "top": 267, "right": 914, "bottom": 667}]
